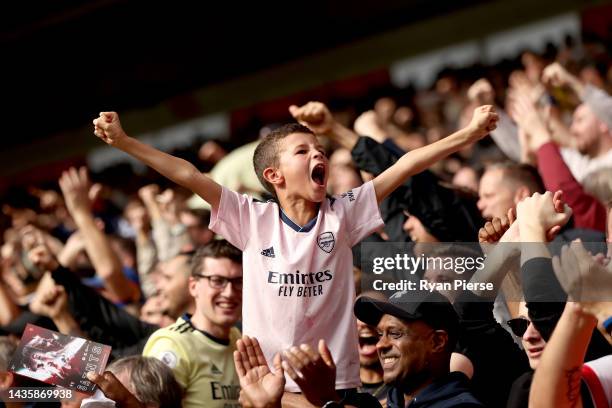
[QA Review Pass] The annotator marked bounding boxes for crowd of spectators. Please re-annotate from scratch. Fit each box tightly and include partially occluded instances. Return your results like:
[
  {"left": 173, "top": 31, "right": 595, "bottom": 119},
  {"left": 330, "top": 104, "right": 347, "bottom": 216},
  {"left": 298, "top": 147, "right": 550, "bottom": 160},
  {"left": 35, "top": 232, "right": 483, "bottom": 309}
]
[{"left": 1, "top": 31, "right": 612, "bottom": 408}]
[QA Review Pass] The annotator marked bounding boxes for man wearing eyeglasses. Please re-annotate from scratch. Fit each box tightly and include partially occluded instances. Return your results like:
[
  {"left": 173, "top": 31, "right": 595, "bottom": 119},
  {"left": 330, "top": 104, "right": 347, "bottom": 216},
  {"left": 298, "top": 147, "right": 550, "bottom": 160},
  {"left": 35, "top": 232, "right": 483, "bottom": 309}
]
[
  {"left": 143, "top": 240, "right": 243, "bottom": 408},
  {"left": 354, "top": 290, "right": 483, "bottom": 408}
]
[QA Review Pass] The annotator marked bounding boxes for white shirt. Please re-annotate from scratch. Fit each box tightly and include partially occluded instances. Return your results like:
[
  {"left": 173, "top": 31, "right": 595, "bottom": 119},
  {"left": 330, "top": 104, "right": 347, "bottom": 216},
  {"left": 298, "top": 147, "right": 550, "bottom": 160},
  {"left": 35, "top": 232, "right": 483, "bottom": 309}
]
[{"left": 209, "top": 181, "right": 384, "bottom": 391}]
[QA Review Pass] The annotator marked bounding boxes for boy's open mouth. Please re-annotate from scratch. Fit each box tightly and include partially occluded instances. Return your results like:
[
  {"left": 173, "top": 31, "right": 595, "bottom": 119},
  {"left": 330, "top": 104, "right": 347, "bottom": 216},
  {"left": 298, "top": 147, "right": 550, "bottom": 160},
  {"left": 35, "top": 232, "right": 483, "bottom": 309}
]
[{"left": 311, "top": 164, "right": 326, "bottom": 186}]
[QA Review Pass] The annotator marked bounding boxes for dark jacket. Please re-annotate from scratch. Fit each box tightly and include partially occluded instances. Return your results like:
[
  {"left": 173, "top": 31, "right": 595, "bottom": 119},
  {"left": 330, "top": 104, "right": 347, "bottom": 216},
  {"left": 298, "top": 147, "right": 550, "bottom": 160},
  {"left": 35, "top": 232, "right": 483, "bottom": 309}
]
[
  {"left": 386, "top": 372, "right": 483, "bottom": 408},
  {"left": 453, "top": 290, "right": 529, "bottom": 408},
  {"left": 351, "top": 136, "right": 483, "bottom": 243},
  {"left": 51, "top": 265, "right": 158, "bottom": 359},
  {"left": 350, "top": 136, "right": 409, "bottom": 242}
]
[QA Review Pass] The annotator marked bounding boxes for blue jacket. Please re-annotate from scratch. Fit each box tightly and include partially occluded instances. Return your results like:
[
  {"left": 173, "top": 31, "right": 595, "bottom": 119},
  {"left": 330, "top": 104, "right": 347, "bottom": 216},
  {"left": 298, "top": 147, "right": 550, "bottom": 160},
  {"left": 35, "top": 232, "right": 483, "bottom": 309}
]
[{"left": 386, "top": 372, "right": 483, "bottom": 408}]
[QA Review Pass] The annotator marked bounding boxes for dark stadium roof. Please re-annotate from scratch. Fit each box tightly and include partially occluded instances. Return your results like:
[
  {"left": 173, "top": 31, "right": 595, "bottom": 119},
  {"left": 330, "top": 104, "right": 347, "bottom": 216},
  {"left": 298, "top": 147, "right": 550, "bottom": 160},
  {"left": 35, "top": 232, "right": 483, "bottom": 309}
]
[{"left": 2, "top": 0, "right": 489, "bottom": 149}]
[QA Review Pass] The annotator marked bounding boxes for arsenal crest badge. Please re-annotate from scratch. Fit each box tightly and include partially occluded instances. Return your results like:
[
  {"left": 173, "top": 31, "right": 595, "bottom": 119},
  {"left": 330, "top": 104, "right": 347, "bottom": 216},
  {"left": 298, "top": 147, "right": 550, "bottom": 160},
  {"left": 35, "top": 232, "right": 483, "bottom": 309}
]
[{"left": 317, "top": 232, "right": 335, "bottom": 253}]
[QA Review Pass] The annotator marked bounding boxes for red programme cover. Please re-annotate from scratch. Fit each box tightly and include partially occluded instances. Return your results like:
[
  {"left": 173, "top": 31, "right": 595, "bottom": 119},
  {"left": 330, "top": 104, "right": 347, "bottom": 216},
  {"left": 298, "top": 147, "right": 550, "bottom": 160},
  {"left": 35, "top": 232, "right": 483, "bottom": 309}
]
[{"left": 8, "top": 324, "right": 111, "bottom": 394}]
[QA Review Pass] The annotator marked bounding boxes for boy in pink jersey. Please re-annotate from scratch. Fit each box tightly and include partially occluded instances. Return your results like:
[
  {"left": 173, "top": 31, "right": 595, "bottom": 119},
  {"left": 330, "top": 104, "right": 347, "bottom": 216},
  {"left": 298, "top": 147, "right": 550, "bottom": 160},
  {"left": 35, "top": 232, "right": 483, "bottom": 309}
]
[{"left": 93, "top": 102, "right": 498, "bottom": 393}]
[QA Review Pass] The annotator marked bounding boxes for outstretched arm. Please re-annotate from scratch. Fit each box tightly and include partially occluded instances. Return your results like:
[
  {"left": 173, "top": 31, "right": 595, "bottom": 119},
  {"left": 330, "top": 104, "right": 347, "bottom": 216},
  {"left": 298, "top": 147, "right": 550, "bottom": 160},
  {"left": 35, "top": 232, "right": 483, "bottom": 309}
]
[
  {"left": 59, "top": 167, "right": 139, "bottom": 303},
  {"left": 529, "top": 303, "right": 597, "bottom": 408},
  {"left": 93, "top": 112, "right": 222, "bottom": 210},
  {"left": 290, "top": 102, "right": 497, "bottom": 203},
  {"left": 372, "top": 105, "right": 498, "bottom": 203}
]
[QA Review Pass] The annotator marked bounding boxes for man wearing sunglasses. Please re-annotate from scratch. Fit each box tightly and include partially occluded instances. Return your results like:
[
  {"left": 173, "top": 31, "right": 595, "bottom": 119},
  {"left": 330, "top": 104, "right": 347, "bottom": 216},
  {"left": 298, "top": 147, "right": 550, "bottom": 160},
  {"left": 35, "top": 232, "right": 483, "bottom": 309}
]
[
  {"left": 507, "top": 303, "right": 547, "bottom": 370},
  {"left": 143, "top": 240, "right": 243, "bottom": 408}
]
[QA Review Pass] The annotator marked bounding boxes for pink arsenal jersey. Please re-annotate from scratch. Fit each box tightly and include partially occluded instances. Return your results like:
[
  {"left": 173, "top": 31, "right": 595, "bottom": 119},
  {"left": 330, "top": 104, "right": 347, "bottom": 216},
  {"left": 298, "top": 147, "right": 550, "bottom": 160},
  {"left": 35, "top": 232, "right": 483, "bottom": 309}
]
[{"left": 209, "top": 181, "right": 383, "bottom": 391}]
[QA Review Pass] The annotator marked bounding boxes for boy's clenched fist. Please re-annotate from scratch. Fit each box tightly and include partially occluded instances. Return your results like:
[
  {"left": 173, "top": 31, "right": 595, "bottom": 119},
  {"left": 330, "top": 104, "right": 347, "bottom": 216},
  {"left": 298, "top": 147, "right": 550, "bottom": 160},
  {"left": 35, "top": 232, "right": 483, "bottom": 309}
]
[{"left": 93, "top": 112, "right": 126, "bottom": 146}]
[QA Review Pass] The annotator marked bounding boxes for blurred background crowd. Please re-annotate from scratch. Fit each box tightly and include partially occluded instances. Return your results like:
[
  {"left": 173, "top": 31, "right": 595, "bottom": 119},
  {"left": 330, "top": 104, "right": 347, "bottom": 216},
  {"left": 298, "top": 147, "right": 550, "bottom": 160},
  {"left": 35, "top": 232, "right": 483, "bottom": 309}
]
[{"left": 1, "top": 1, "right": 612, "bottom": 407}]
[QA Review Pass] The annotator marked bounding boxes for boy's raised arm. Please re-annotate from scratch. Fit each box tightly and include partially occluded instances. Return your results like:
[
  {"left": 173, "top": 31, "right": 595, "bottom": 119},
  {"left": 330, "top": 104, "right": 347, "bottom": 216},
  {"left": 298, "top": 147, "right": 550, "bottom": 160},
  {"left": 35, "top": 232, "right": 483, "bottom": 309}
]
[
  {"left": 289, "top": 102, "right": 498, "bottom": 203},
  {"left": 372, "top": 105, "right": 498, "bottom": 203},
  {"left": 93, "top": 112, "right": 222, "bottom": 210},
  {"left": 289, "top": 103, "right": 360, "bottom": 150}
]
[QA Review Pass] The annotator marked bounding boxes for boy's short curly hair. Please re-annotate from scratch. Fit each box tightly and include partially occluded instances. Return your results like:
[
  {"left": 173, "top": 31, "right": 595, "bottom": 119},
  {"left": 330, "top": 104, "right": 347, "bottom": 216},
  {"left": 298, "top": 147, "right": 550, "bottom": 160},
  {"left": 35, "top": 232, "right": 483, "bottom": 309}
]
[{"left": 253, "top": 123, "right": 314, "bottom": 195}]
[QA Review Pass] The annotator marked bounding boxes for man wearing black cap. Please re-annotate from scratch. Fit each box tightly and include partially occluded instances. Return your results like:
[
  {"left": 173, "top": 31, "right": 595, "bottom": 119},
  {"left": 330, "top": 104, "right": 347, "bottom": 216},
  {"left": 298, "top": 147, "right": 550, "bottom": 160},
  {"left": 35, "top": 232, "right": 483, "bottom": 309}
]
[{"left": 354, "top": 290, "right": 483, "bottom": 408}]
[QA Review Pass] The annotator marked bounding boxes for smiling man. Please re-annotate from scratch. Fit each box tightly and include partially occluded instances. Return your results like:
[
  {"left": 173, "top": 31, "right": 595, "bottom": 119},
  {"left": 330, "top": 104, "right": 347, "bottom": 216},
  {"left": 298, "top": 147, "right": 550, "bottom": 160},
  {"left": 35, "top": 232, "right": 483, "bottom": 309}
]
[
  {"left": 143, "top": 240, "right": 242, "bottom": 408},
  {"left": 354, "top": 290, "right": 482, "bottom": 408}
]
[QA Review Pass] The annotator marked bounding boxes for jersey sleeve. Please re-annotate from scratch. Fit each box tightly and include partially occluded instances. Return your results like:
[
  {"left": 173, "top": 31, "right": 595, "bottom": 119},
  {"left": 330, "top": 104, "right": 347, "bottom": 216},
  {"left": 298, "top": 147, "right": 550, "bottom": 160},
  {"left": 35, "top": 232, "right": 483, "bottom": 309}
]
[
  {"left": 208, "top": 186, "right": 252, "bottom": 250},
  {"left": 337, "top": 181, "right": 384, "bottom": 247},
  {"left": 583, "top": 355, "right": 612, "bottom": 407},
  {"left": 142, "top": 334, "right": 190, "bottom": 388}
]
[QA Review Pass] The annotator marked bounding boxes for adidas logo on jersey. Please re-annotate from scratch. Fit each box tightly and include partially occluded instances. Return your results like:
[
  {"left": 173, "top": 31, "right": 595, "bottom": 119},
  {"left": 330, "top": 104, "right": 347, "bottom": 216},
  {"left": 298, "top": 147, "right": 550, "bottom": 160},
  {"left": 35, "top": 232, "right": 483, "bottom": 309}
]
[
  {"left": 261, "top": 247, "right": 275, "bottom": 258},
  {"left": 211, "top": 363, "right": 223, "bottom": 376}
]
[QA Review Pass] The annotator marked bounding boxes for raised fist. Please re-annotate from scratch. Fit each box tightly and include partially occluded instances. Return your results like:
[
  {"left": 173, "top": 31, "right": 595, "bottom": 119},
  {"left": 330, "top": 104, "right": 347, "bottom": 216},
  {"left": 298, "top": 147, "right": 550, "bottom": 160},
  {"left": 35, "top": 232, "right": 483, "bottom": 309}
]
[
  {"left": 479, "top": 209, "right": 514, "bottom": 243},
  {"left": 30, "top": 274, "right": 67, "bottom": 320},
  {"left": 289, "top": 102, "right": 334, "bottom": 135},
  {"left": 467, "top": 105, "right": 498, "bottom": 140},
  {"left": 541, "top": 62, "right": 577, "bottom": 89},
  {"left": 138, "top": 184, "right": 160, "bottom": 205},
  {"left": 93, "top": 112, "right": 126, "bottom": 146}
]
